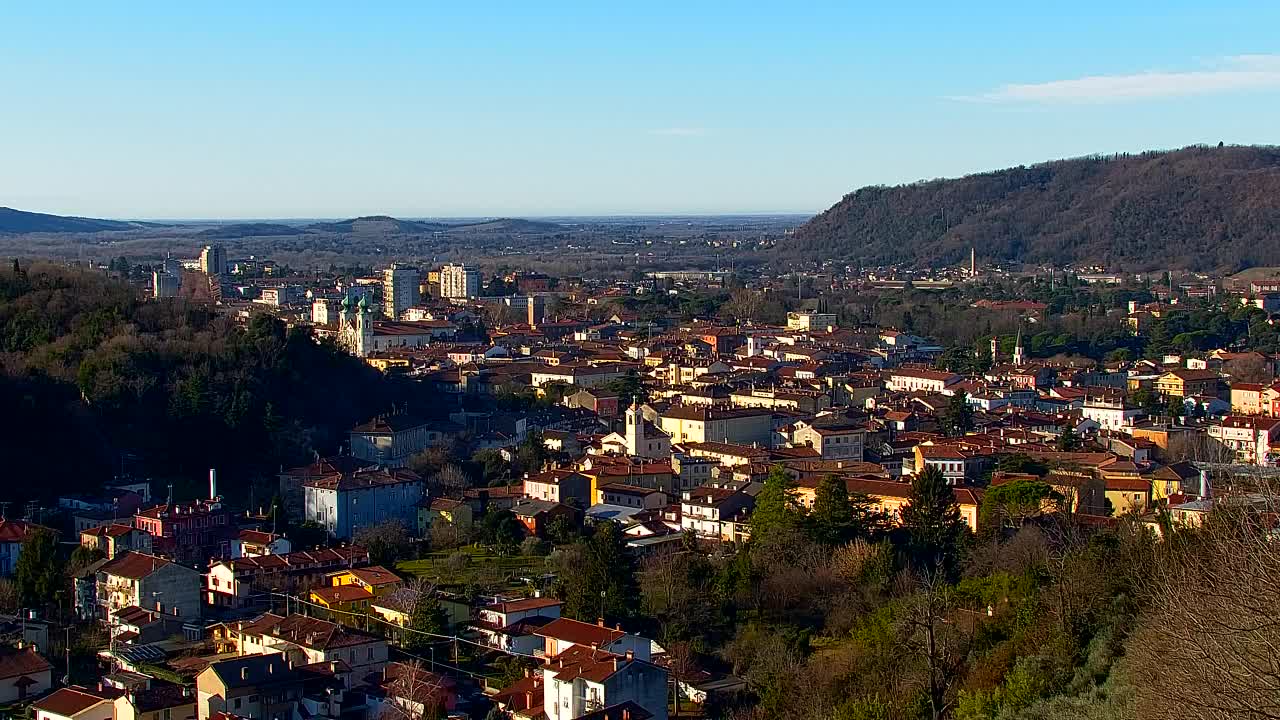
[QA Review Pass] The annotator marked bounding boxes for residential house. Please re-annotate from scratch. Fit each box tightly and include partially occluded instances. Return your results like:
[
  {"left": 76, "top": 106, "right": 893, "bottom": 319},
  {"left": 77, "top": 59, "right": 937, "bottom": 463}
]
[
  {"left": 277, "top": 456, "right": 374, "bottom": 522},
  {"left": 371, "top": 588, "right": 469, "bottom": 630},
  {"left": 1154, "top": 369, "right": 1220, "bottom": 399},
  {"left": 680, "top": 486, "right": 754, "bottom": 542},
  {"left": 113, "top": 684, "right": 197, "bottom": 720},
  {"left": 206, "top": 546, "right": 370, "bottom": 609},
  {"left": 80, "top": 524, "right": 153, "bottom": 559},
  {"left": 476, "top": 597, "right": 565, "bottom": 655},
  {"left": 511, "top": 499, "right": 580, "bottom": 538},
  {"left": 597, "top": 484, "right": 667, "bottom": 510},
  {"left": 1230, "top": 382, "right": 1269, "bottom": 416},
  {"left": 195, "top": 655, "right": 303, "bottom": 720},
  {"left": 657, "top": 406, "right": 773, "bottom": 447},
  {"left": 233, "top": 530, "right": 290, "bottom": 559},
  {"left": 539, "top": 645, "right": 668, "bottom": 720},
  {"left": 223, "top": 613, "right": 388, "bottom": 673},
  {"left": 1208, "top": 415, "right": 1280, "bottom": 465},
  {"left": 793, "top": 477, "right": 981, "bottom": 533},
  {"left": 0, "top": 645, "right": 52, "bottom": 703},
  {"left": 309, "top": 566, "right": 403, "bottom": 615},
  {"left": 885, "top": 369, "right": 960, "bottom": 394},
  {"left": 791, "top": 421, "right": 866, "bottom": 461},
  {"left": 97, "top": 551, "right": 202, "bottom": 623},
  {"left": 1105, "top": 478, "right": 1152, "bottom": 515},
  {"left": 524, "top": 470, "right": 594, "bottom": 506},
  {"left": 303, "top": 467, "right": 425, "bottom": 539},
  {"left": 349, "top": 414, "right": 453, "bottom": 468},
  {"left": 535, "top": 617, "right": 652, "bottom": 661},
  {"left": 34, "top": 687, "right": 117, "bottom": 720},
  {"left": 417, "top": 498, "right": 474, "bottom": 536},
  {"left": 133, "top": 498, "right": 232, "bottom": 564}
]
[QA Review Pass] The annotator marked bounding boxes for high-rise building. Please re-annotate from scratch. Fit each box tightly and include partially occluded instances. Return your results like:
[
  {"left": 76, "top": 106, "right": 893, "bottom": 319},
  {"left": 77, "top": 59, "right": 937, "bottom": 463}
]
[
  {"left": 200, "top": 245, "right": 227, "bottom": 276},
  {"left": 382, "top": 263, "right": 420, "bottom": 319},
  {"left": 439, "top": 263, "right": 480, "bottom": 299},
  {"left": 152, "top": 269, "right": 180, "bottom": 298}
]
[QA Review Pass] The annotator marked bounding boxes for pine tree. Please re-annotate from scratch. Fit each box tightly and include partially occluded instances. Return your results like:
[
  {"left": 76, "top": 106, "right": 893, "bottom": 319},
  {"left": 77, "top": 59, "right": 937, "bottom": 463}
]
[{"left": 901, "top": 465, "right": 966, "bottom": 576}]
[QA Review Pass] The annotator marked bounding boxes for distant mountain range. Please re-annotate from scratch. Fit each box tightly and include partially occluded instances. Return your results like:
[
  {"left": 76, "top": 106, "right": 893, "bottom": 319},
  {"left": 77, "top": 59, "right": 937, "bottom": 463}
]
[
  {"left": 791, "top": 145, "right": 1280, "bottom": 272},
  {"left": 0, "top": 207, "right": 160, "bottom": 234},
  {"left": 0, "top": 209, "right": 565, "bottom": 237}
]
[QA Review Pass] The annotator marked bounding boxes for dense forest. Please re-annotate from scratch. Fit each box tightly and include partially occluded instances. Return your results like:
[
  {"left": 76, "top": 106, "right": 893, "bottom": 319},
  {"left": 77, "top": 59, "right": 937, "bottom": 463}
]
[
  {"left": 0, "top": 262, "right": 425, "bottom": 506},
  {"left": 792, "top": 145, "right": 1280, "bottom": 271}
]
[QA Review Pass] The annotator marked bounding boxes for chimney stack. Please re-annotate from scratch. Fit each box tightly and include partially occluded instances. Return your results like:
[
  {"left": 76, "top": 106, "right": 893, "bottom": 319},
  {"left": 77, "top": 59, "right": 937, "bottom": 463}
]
[
  {"left": 596, "top": 618, "right": 605, "bottom": 627},
  {"left": 209, "top": 468, "right": 218, "bottom": 500},
  {"left": 241, "top": 667, "right": 248, "bottom": 680},
  {"left": 625, "top": 650, "right": 634, "bottom": 661}
]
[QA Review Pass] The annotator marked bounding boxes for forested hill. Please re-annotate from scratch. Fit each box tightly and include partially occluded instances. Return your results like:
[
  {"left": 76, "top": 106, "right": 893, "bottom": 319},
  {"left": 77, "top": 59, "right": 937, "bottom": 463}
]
[
  {"left": 791, "top": 145, "right": 1280, "bottom": 272},
  {"left": 0, "top": 262, "right": 435, "bottom": 507}
]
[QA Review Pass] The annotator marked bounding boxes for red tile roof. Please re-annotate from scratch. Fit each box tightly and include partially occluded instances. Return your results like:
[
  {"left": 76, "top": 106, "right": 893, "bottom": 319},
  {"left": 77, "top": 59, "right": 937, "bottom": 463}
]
[
  {"left": 535, "top": 617, "right": 624, "bottom": 647},
  {"left": 100, "top": 551, "right": 170, "bottom": 580},
  {"left": 0, "top": 646, "right": 51, "bottom": 680}
]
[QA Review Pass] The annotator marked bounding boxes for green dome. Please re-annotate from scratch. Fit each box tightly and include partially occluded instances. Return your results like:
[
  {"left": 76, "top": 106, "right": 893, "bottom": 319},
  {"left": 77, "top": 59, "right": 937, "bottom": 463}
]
[
  {"left": 341, "top": 295, "right": 352, "bottom": 310},
  {"left": 357, "top": 295, "right": 369, "bottom": 310}
]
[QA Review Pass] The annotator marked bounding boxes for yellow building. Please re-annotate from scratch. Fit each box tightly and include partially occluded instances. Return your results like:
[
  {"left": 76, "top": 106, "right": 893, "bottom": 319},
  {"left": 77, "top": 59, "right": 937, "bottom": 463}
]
[
  {"left": 1154, "top": 369, "right": 1220, "bottom": 398},
  {"left": 309, "top": 565, "right": 403, "bottom": 615}
]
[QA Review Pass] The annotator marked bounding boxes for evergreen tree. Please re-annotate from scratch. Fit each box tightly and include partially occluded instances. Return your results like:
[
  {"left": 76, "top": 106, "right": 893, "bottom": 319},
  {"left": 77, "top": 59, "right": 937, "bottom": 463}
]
[
  {"left": 751, "top": 465, "right": 800, "bottom": 543},
  {"left": 15, "top": 529, "right": 63, "bottom": 608},
  {"left": 810, "top": 474, "right": 855, "bottom": 545},
  {"left": 901, "top": 465, "right": 966, "bottom": 576},
  {"left": 943, "top": 390, "right": 975, "bottom": 437},
  {"left": 1056, "top": 426, "right": 1080, "bottom": 452},
  {"left": 405, "top": 587, "right": 449, "bottom": 654},
  {"left": 561, "top": 521, "right": 639, "bottom": 623}
]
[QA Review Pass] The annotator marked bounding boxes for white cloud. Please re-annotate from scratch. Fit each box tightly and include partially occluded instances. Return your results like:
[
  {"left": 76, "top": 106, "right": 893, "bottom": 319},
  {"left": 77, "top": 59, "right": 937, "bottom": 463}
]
[
  {"left": 648, "top": 127, "right": 708, "bottom": 136},
  {"left": 960, "top": 54, "right": 1280, "bottom": 104}
]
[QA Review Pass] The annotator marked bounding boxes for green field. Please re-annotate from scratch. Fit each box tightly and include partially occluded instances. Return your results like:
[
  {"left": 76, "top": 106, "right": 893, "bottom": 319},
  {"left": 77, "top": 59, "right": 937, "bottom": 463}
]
[{"left": 396, "top": 545, "right": 548, "bottom": 591}]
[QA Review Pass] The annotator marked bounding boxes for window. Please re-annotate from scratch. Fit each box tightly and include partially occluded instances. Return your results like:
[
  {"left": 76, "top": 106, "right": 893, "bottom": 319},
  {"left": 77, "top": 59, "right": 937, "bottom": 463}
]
[
  {"left": 248, "top": 695, "right": 259, "bottom": 704},
  {"left": 368, "top": 647, "right": 374, "bottom": 660},
  {"left": 233, "top": 699, "right": 242, "bottom": 710}
]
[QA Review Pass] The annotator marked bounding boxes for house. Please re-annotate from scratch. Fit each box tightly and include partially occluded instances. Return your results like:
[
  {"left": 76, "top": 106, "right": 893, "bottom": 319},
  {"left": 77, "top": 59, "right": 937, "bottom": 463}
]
[
  {"left": 277, "top": 456, "right": 375, "bottom": 522},
  {"left": 349, "top": 414, "right": 454, "bottom": 468},
  {"left": 80, "top": 524, "right": 153, "bottom": 559},
  {"left": 539, "top": 644, "right": 668, "bottom": 720},
  {"left": 886, "top": 369, "right": 960, "bottom": 394},
  {"left": 536, "top": 617, "right": 653, "bottom": 663},
  {"left": 97, "top": 551, "right": 203, "bottom": 623},
  {"left": 657, "top": 406, "right": 773, "bottom": 447},
  {"left": 195, "top": 655, "right": 304, "bottom": 720},
  {"left": 303, "top": 467, "right": 425, "bottom": 539},
  {"left": 1208, "top": 415, "right": 1280, "bottom": 465},
  {"left": 0, "top": 645, "right": 53, "bottom": 703},
  {"left": 1080, "top": 397, "right": 1144, "bottom": 430},
  {"left": 1230, "top": 382, "right": 1269, "bottom": 416},
  {"left": 309, "top": 566, "right": 403, "bottom": 614},
  {"left": 206, "top": 546, "right": 370, "bottom": 609},
  {"left": 417, "top": 498, "right": 474, "bottom": 536},
  {"left": 33, "top": 687, "right": 117, "bottom": 720},
  {"left": 223, "top": 613, "right": 389, "bottom": 672},
  {"left": 1105, "top": 478, "right": 1152, "bottom": 515},
  {"left": 524, "top": 470, "right": 594, "bottom": 506},
  {"left": 597, "top": 484, "right": 668, "bottom": 510},
  {"left": 0, "top": 519, "right": 53, "bottom": 576},
  {"left": 133, "top": 498, "right": 232, "bottom": 564},
  {"left": 793, "top": 477, "right": 982, "bottom": 533},
  {"left": 791, "top": 421, "right": 866, "bottom": 461},
  {"left": 511, "top": 500, "right": 579, "bottom": 537},
  {"left": 564, "top": 389, "right": 622, "bottom": 418},
  {"left": 680, "top": 486, "right": 754, "bottom": 542},
  {"left": 113, "top": 684, "right": 197, "bottom": 720},
  {"left": 1154, "top": 369, "right": 1220, "bottom": 399},
  {"left": 232, "top": 530, "right": 290, "bottom": 559},
  {"left": 475, "top": 597, "right": 565, "bottom": 655}
]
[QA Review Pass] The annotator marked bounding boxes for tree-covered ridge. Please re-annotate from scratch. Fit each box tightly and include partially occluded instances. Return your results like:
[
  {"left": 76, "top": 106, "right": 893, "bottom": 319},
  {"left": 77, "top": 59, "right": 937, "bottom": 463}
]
[
  {"left": 0, "top": 263, "right": 412, "bottom": 505},
  {"left": 793, "top": 145, "right": 1280, "bottom": 271}
]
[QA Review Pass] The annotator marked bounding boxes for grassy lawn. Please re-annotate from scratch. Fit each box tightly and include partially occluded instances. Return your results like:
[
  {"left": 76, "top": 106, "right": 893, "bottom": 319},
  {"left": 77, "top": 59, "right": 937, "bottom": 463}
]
[{"left": 397, "top": 545, "right": 547, "bottom": 591}]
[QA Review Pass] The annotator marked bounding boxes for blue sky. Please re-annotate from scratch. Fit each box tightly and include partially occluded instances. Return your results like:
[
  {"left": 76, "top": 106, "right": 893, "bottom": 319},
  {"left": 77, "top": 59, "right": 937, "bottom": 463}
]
[{"left": 3, "top": 2, "right": 1279, "bottom": 219}]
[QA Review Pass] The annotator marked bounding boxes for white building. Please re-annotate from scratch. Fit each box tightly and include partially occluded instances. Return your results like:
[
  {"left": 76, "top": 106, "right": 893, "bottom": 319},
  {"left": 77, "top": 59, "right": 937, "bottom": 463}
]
[
  {"left": 152, "top": 270, "right": 180, "bottom": 298},
  {"left": 786, "top": 311, "right": 837, "bottom": 332},
  {"left": 1080, "top": 397, "right": 1144, "bottom": 430},
  {"left": 1208, "top": 416, "right": 1280, "bottom": 466},
  {"left": 886, "top": 369, "right": 960, "bottom": 394},
  {"left": 440, "top": 263, "right": 480, "bottom": 299},
  {"left": 382, "top": 264, "right": 420, "bottom": 319}
]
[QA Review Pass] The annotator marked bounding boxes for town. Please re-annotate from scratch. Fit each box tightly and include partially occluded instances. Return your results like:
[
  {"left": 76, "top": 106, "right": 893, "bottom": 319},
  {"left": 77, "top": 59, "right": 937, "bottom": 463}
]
[{"left": 2, "top": 239, "right": 1279, "bottom": 720}]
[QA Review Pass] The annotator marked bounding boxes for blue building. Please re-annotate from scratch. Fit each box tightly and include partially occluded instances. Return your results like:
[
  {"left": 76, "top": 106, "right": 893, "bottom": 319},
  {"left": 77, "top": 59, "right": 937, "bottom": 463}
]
[{"left": 303, "top": 467, "right": 425, "bottom": 539}]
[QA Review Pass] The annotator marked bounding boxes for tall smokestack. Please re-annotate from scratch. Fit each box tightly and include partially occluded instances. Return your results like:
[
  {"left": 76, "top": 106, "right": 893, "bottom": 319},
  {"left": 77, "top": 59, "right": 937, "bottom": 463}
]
[{"left": 209, "top": 468, "right": 218, "bottom": 500}]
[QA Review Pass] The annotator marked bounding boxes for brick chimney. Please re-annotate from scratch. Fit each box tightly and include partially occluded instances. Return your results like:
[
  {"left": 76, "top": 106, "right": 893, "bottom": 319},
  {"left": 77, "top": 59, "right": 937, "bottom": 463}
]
[{"left": 596, "top": 617, "right": 605, "bottom": 627}]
